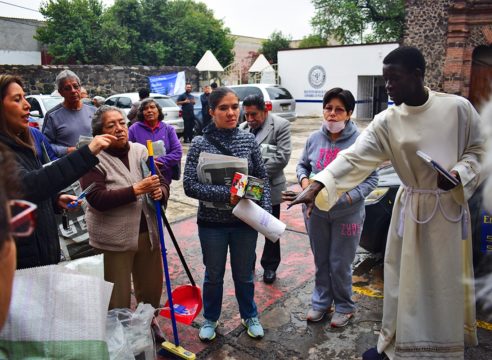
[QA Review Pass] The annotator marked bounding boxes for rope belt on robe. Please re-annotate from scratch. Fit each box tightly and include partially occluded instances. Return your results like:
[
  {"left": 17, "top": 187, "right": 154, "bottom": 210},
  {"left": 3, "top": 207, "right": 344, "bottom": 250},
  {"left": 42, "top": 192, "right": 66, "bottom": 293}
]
[{"left": 398, "top": 186, "right": 468, "bottom": 239}]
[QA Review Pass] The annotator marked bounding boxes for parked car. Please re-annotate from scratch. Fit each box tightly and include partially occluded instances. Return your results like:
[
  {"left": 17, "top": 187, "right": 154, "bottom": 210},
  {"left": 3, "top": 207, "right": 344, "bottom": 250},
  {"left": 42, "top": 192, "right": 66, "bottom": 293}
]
[
  {"left": 360, "top": 164, "right": 491, "bottom": 275},
  {"left": 104, "top": 93, "right": 184, "bottom": 135},
  {"left": 26, "top": 95, "right": 63, "bottom": 129},
  {"left": 227, "top": 84, "right": 297, "bottom": 122}
]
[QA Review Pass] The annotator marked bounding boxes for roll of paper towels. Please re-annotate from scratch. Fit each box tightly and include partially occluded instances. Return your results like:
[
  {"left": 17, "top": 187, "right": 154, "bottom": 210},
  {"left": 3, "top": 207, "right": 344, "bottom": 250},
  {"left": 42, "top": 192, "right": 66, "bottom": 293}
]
[{"left": 232, "top": 199, "right": 286, "bottom": 242}]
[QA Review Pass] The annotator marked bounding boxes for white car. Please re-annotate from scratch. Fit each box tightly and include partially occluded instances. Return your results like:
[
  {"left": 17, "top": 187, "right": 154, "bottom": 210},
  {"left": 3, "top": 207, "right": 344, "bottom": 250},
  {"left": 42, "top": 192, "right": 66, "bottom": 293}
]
[
  {"left": 104, "top": 93, "right": 184, "bottom": 135},
  {"left": 227, "top": 84, "right": 297, "bottom": 122},
  {"left": 26, "top": 95, "right": 64, "bottom": 130}
]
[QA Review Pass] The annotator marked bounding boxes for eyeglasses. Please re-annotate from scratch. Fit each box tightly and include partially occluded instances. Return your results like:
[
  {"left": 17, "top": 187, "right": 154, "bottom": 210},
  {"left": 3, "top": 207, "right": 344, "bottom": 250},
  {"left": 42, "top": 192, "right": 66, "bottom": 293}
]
[
  {"left": 9, "top": 200, "right": 37, "bottom": 237},
  {"left": 61, "top": 84, "right": 81, "bottom": 92},
  {"left": 323, "top": 106, "right": 346, "bottom": 115}
]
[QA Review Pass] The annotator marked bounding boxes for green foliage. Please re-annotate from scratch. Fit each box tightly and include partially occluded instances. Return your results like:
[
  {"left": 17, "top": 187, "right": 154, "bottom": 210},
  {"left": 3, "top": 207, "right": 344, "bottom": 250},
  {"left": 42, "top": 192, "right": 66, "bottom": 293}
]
[
  {"left": 35, "top": 0, "right": 234, "bottom": 66},
  {"left": 311, "top": 0, "right": 405, "bottom": 44},
  {"left": 36, "top": 0, "right": 106, "bottom": 64},
  {"left": 260, "top": 31, "right": 291, "bottom": 64},
  {"left": 298, "top": 34, "right": 327, "bottom": 48}
]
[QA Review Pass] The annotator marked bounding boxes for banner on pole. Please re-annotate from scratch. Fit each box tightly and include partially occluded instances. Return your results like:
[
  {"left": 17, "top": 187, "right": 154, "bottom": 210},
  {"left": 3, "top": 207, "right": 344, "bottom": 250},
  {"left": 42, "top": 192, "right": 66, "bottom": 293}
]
[{"left": 148, "top": 71, "right": 186, "bottom": 95}]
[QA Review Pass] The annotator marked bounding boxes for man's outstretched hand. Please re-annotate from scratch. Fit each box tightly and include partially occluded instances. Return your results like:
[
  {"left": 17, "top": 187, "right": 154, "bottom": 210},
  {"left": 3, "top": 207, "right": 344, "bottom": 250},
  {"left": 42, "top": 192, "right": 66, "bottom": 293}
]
[{"left": 285, "top": 181, "right": 325, "bottom": 218}]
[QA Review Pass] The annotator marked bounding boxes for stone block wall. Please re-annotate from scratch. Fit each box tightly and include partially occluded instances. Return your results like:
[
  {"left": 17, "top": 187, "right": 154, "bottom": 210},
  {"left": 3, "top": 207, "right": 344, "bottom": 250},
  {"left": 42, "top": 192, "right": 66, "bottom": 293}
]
[
  {"left": 404, "top": 0, "right": 453, "bottom": 91},
  {"left": 0, "top": 64, "right": 199, "bottom": 97},
  {"left": 404, "top": 0, "right": 492, "bottom": 97}
]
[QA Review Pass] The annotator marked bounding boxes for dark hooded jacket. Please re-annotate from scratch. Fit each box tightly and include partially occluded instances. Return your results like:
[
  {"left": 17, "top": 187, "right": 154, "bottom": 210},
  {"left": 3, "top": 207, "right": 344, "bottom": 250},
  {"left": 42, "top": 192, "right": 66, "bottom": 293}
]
[{"left": 0, "top": 132, "right": 99, "bottom": 269}]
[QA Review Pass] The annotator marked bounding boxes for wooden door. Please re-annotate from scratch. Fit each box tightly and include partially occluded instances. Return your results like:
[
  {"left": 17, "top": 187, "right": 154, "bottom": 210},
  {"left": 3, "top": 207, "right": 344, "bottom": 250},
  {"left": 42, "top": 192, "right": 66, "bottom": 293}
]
[{"left": 469, "top": 47, "right": 492, "bottom": 108}]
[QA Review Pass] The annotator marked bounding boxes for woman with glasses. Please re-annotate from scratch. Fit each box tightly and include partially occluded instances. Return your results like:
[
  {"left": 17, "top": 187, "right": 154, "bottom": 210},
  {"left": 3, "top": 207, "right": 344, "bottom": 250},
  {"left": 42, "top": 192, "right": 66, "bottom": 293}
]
[
  {"left": 80, "top": 105, "right": 169, "bottom": 311},
  {"left": 0, "top": 75, "right": 115, "bottom": 269},
  {"left": 295, "top": 87, "right": 378, "bottom": 327},
  {"left": 183, "top": 87, "right": 271, "bottom": 342},
  {"left": 128, "top": 98, "right": 182, "bottom": 183}
]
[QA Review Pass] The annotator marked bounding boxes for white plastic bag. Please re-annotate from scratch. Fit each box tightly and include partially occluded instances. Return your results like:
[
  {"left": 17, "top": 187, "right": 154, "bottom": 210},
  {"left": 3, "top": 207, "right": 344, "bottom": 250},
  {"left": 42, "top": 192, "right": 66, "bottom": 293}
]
[
  {"left": 106, "top": 303, "right": 155, "bottom": 360},
  {"left": 106, "top": 312, "right": 133, "bottom": 360}
]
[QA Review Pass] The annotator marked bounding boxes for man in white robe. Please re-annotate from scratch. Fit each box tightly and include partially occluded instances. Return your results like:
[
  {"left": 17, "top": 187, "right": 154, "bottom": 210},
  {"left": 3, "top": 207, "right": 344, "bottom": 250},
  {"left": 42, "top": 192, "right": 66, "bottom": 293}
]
[{"left": 289, "top": 46, "right": 483, "bottom": 360}]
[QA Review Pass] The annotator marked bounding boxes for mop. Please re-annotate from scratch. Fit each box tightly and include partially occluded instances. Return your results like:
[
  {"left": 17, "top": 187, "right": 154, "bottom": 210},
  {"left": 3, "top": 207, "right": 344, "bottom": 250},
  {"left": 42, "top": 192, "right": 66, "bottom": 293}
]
[{"left": 146, "top": 140, "right": 196, "bottom": 360}]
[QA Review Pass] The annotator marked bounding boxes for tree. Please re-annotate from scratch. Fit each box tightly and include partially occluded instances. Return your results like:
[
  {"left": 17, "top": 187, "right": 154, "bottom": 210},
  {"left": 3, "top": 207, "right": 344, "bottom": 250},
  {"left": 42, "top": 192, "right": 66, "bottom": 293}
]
[
  {"left": 311, "top": 0, "right": 405, "bottom": 44},
  {"left": 260, "top": 31, "right": 291, "bottom": 64},
  {"left": 36, "top": 0, "right": 107, "bottom": 64},
  {"left": 35, "top": 0, "right": 234, "bottom": 66},
  {"left": 158, "top": 0, "right": 234, "bottom": 66},
  {"left": 298, "top": 34, "right": 327, "bottom": 48}
]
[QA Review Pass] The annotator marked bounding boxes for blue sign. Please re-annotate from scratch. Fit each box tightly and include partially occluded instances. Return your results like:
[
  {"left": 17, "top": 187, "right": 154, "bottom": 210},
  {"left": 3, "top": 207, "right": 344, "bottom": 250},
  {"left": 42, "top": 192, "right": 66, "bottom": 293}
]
[
  {"left": 481, "top": 211, "right": 492, "bottom": 254},
  {"left": 148, "top": 73, "right": 178, "bottom": 95}
]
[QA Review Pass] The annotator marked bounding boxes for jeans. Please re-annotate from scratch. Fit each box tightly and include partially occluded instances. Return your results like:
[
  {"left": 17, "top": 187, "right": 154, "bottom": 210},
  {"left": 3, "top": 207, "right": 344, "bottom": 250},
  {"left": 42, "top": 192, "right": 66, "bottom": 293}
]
[{"left": 198, "top": 225, "right": 258, "bottom": 322}]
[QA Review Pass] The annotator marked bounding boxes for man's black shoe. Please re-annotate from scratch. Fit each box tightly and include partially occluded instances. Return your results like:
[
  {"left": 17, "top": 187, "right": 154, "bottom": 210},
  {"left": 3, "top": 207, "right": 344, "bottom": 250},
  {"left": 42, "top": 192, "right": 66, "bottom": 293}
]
[
  {"left": 362, "top": 348, "right": 388, "bottom": 360},
  {"left": 263, "top": 270, "right": 276, "bottom": 284}
]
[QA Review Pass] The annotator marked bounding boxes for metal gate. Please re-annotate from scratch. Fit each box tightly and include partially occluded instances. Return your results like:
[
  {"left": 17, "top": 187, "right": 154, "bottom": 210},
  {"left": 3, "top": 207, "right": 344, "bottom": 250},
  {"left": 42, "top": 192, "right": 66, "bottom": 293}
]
[{"left": 356, "top": 76, "right": 388, "bottom": 120}]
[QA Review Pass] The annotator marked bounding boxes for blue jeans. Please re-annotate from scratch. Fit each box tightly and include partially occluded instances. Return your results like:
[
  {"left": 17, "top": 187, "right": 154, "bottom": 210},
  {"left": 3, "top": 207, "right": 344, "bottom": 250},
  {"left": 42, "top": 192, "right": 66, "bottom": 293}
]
[{"left": 198, "top": 225, "right": 258, "bottom": 322}]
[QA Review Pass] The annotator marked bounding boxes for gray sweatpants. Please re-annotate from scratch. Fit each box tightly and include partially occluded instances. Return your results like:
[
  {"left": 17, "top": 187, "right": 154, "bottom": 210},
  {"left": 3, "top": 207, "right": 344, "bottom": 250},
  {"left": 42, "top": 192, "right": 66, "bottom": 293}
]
[{"left": 304, "top": 206, "right": 365, "bottom": 314}]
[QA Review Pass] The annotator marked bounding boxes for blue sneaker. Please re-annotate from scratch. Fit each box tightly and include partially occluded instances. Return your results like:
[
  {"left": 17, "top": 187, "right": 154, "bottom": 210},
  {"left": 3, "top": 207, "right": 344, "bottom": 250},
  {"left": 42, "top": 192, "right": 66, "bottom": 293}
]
[
  {"left": 199, "top": 319, "right": 218, "bottom": 342},
  {"left": 241, "top": 317, "right": 264, "bottom": 339}
]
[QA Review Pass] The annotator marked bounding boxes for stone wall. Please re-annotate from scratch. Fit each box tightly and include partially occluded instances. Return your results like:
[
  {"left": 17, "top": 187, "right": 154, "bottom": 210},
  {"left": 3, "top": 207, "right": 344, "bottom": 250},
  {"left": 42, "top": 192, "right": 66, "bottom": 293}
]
[
  {"left": 404, "top": 0, "right": 492, "bottom": 97},
  {"left": 0, "top": 64, "right": 199, "bottom": 97},
  {"left": 404, "top": 0, "right": 453, "bottom": 91}
]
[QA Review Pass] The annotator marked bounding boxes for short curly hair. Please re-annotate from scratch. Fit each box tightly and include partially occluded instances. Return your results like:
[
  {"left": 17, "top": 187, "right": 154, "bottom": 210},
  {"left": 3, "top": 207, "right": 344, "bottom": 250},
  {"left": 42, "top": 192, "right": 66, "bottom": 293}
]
[{"left": 136, "top": 98, "right": 164, "bottom": 122}]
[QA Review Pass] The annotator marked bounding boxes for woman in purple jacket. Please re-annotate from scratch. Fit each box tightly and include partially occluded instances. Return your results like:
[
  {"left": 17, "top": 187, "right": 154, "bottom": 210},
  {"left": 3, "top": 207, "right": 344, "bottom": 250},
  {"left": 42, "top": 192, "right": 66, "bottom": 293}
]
[{"left": 128, "top": 98, "right": 183, "bottom": 183}]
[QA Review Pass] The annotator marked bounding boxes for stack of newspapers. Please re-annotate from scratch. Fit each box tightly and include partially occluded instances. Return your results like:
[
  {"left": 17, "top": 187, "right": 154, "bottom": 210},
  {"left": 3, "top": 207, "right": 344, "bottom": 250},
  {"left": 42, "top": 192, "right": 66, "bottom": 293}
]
[{"left": 197, "top": 152, "right": 248, "bottom": 209}]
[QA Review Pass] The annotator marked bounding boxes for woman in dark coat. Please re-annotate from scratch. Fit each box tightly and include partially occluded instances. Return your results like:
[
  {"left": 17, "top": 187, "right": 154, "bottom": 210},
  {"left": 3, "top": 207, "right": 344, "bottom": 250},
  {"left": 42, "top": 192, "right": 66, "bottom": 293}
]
[{"left": 0, "top": 75, "right": 114, "bottom": 269}]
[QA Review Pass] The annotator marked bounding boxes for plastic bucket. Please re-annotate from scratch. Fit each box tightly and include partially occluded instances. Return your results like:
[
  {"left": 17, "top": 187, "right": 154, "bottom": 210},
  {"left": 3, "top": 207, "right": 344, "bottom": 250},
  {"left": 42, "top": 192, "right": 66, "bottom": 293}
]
[{"left": 160, "top": 285, "right": 202, "bottom": 325}]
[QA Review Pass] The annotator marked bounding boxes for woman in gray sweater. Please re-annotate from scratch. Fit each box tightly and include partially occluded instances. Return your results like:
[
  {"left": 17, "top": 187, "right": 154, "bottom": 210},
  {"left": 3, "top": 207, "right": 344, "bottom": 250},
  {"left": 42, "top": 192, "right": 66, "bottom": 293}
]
[
  {"left": 296, "top": 88, "right": 378, "bottom": 327},
  {"left": 183, "top": 87, "right": 271, "bottom": 342}
]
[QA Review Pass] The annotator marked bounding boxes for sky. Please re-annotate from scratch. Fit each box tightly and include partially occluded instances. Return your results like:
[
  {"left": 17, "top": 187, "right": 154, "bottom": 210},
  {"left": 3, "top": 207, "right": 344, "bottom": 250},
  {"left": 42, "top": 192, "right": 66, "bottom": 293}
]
[{"left": 1, "top": 0, "right": 315, "bottom": 40}]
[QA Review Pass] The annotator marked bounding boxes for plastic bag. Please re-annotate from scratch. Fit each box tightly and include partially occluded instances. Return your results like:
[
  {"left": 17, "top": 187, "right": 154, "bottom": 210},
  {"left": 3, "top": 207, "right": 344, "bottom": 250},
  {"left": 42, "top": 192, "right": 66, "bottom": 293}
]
[
  {"left": 62, "top": 253, "right": 104, "bottom": 279},
  {"left": 106, "top": 312, "right": 133, "bottom": 360},
  {"left": 106, "top": 303, "right": 156, "bottom": 360}
]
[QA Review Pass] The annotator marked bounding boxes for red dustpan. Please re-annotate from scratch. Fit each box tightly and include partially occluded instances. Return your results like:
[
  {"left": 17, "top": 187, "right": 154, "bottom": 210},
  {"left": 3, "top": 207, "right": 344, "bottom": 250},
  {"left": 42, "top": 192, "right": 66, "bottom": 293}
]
[
  {"left": 159, "top": 208, "right": 203, "bottom": 325},
  {"left": 161, "top": 285, "right": 202, "bottom": 325}
]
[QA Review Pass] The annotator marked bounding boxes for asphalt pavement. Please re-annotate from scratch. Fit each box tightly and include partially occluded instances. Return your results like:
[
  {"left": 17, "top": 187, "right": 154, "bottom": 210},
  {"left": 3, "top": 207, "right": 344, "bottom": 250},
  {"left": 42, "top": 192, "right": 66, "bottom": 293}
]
[{"left": 154, "top": 117, "right": 492, "bottom": 359}]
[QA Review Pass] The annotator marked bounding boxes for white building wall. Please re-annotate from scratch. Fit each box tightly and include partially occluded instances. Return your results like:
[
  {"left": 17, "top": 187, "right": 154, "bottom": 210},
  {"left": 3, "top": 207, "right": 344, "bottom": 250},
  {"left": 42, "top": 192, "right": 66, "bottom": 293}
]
[
  {"left": 278, "top": 43, "right": 399, "bottom": 117},
  {"left": 0, "top": 50, "right": 41, "bottom": 65}
]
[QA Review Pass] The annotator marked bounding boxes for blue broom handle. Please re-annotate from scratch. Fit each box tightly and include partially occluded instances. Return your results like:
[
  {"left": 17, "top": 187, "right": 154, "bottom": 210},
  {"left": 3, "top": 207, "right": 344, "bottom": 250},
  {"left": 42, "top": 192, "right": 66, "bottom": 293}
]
[{"left": 149, "top": 154, "right": 180, "bottom": 347}]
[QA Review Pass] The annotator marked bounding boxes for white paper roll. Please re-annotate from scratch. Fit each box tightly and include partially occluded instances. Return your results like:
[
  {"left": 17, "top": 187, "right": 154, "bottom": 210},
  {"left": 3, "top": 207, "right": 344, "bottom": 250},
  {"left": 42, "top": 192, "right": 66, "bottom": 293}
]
[{"left": 232, "top": 199, "right": 286, "bottom": 242}]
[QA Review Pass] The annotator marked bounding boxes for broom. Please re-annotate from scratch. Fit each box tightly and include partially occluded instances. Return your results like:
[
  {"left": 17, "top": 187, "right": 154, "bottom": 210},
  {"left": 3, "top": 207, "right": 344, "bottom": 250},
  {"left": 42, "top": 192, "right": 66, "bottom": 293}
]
[{"left": 146, "top": 140, "right": 195, "bottom": 360}]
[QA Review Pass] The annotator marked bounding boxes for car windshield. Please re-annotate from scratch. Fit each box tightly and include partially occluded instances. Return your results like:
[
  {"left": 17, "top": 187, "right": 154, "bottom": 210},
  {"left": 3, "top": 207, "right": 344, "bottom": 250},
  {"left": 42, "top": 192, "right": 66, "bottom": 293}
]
[
  {"left": 233, "top": 87, "right": 263, "bottom": 101},
  {"left": 155, "top": 98, "right": 176, "bottom": 108},
  {"left": 42, "top": 97, "right": 63, "bottom": 110},
  {"left": 266, "top": 87, "right": 293, "bottom": 100}
]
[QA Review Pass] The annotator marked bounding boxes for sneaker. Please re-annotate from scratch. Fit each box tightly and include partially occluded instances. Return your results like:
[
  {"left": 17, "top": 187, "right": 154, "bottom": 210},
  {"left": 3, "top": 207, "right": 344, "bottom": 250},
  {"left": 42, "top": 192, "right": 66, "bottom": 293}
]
[
  {"left": 198, "top": 319, "right": 218, "bottom": 342},
  {"left": 330, "top": 311, "right": 354, "bottom": 328},
  {"left": 241, "top": 317, "right": 264, "bottom": 339},
  {"left": 362, "top": 347, "right": 389, "bottom": 360},
  {"left": 306, "top": 308, "right": 326, "bottom": 322}
]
